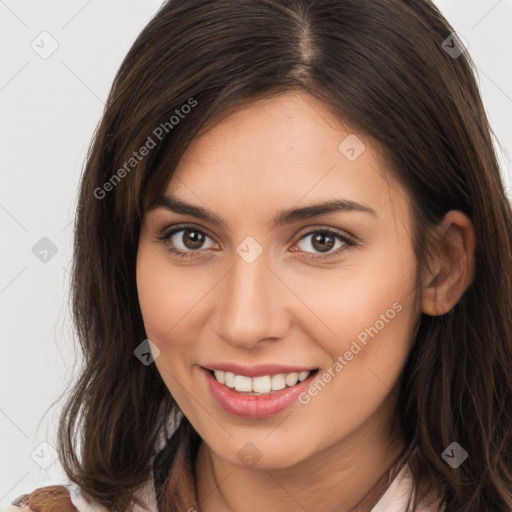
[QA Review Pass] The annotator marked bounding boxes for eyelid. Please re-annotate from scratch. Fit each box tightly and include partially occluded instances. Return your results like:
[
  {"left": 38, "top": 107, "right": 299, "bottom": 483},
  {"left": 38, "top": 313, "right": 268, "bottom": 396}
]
[
  {"left": 157, "top": 222, "right": 355, "bottom": 242},
  {"left": 295, "top": 224, "right": 355, "bottom": 242},
  {"left": 157, "top": 222, "right": 217, "bottom": 242},
  {"left": 292, "top": 226, "right": 357, "bottom": 261},
  {"left": 156, "top": 222, "right": 358, "bottom": 259}
]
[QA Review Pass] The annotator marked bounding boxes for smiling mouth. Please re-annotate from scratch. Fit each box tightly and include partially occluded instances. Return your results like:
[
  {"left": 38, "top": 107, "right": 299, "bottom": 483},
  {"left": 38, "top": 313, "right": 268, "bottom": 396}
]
[{"left": 205, "top": 368, "right": 319, "bottom": 396}]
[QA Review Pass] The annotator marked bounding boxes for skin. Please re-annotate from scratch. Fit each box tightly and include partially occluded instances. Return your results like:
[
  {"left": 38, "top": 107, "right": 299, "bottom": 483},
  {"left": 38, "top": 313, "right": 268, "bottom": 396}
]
[{"left": 136, "top": 90, "right": 475, "bottom": 511}]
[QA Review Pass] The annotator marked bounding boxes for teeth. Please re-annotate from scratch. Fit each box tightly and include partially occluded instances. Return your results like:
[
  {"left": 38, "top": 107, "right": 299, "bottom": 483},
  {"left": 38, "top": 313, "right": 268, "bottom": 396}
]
[
  {"left": 285, "top": 372, "right": 299, "bottom": 386},
  {"left": 212, "top": 369, "right": 313, "bottom": 394},
  {"left": 252, "top": 376, "right": 272, "bottom": 393},
  {"left": 298, "top": 371, "right": 310, "bottom": 382},
  {"left": 271, "top": 374, "right": 286, "bottom": 390},
  {"left": 224, "top": 371, "right": 235, "bottom": 388},
  {"left": 234, "top": 375, "right": 253, "bottom": 392}
]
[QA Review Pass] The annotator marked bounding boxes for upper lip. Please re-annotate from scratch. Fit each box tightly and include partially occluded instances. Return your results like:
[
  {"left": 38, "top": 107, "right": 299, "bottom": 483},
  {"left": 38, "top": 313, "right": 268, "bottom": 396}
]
[{"left": 201, "top": 363, "right": 318, "bottom": 378}]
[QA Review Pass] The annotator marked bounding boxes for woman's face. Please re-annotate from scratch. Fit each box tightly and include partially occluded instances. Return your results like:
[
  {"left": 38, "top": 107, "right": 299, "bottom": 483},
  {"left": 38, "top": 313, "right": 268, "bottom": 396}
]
[{"left": 136, "top": 90, "right": 422, "bottom": 469}]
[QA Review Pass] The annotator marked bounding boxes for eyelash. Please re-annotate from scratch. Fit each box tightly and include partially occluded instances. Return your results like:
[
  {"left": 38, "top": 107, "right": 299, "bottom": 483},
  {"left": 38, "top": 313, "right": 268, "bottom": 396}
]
[{"left": 156, "top": 224, "right": 357, "bottom": 261}]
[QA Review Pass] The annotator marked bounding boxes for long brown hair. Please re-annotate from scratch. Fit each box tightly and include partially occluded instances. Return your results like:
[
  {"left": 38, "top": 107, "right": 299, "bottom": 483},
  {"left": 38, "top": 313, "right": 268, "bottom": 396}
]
[{"left": 56, "top": 0, "right": 512, "bottom": 510}]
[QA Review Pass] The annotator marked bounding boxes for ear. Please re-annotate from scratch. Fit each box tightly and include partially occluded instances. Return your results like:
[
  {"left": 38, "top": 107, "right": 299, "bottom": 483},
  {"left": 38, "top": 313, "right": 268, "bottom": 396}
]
[{"left": 421, "top": 210, "right": 476, "bottom": 316}]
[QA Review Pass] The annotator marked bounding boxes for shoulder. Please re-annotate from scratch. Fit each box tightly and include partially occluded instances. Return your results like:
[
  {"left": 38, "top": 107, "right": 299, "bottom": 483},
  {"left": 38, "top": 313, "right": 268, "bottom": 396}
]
[
  {"left": 7, "top": 479, "right": 159, "bottom": 512},
  {"left": 8, "top": 485, "right": 78, "bottom": 512}
]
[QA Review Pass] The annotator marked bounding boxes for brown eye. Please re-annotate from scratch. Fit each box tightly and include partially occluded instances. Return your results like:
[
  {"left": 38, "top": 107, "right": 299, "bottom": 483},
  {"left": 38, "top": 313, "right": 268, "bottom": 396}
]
[
  {"left": 294, "top": 229, "right": 356, "bottom": 261},
  {"left": 158, "top": 226, "right": 217, "bottom": 257},
  {"left": 180, "top": 229, "right": 206, "bottom": 250},
  {"left": 310, "top": 232, "right": 336, "bottom": 252},
  {"left": 157, "top": 225, "right": 356, "bottom": 261}
]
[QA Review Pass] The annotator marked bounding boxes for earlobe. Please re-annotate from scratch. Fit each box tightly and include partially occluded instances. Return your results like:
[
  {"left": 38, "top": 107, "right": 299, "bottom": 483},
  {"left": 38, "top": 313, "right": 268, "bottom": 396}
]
[{"left": 421, "top": 210, "right": 476, "bottom": 316}]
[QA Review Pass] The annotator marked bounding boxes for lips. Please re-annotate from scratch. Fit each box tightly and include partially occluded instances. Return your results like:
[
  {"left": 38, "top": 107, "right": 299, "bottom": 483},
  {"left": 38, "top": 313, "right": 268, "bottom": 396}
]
[{"left": 201, "top": 366, "right": 319, "bottom": 418}]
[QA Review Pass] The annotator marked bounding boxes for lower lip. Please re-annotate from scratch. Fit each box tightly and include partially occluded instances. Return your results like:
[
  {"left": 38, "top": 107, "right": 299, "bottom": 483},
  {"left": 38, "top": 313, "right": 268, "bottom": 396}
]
[{"left": 202, "top": 367, "right": 318, "bottom": 419}]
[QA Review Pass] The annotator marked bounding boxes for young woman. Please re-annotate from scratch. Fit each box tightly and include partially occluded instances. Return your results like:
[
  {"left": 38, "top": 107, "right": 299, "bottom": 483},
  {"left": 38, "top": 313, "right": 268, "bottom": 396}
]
[{"left": 10, "top": 0, "right": 512, "bottom": 511}]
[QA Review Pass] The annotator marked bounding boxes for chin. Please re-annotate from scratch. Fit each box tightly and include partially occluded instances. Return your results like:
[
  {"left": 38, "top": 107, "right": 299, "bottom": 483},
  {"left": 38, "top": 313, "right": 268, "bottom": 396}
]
[{"left": 210, "top": 437, "right": 311, "bottom": 470}]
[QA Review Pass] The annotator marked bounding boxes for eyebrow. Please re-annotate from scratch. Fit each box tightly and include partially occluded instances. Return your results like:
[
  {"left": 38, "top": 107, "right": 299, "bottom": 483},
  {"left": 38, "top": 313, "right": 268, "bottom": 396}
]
[{"left": 151, "top": 194, "right": 377, "bottom": 227}]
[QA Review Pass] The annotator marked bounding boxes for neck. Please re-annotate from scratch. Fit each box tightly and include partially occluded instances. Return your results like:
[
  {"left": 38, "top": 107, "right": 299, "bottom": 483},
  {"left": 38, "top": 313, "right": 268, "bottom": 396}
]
[{"left": 195, "top": 391, "right": 406, "bottom": 512}]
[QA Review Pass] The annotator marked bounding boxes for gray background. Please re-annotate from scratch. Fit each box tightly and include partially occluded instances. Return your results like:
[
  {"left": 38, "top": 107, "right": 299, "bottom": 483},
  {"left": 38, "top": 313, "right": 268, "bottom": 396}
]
[{"left": 1, "top": 0, "right": 511, "bottom": 506}]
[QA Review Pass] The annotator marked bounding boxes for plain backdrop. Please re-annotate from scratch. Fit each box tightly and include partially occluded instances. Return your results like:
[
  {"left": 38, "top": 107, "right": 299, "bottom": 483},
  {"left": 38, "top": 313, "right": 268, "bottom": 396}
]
[{"left": 1, "top": 0, "right": 511, "bottom": 507}]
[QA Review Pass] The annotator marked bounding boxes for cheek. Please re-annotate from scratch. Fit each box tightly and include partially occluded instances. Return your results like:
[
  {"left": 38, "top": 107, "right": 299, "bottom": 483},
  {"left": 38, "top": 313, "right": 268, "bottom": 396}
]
[
  {"left": 136, "top": 243, "right": 203, "bottom": 409},
  {"left": 136, "top": 242, "right": 198, "bottom": 356},
  {"left": 299, "top": 242, "right": 420, "bottom": 381},
  {"left": 292, "top": 269, "right": 419, "bottom": 439}
]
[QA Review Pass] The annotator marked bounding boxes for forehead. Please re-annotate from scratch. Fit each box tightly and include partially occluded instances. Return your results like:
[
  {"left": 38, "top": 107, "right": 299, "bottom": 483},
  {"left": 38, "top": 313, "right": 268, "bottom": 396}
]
[{"left": 162, "top": 91, "right": 411, "bottom": 231}]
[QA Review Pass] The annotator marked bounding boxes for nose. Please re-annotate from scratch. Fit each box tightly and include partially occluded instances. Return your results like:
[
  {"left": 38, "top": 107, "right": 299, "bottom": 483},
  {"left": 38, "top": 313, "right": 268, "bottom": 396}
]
[{"left": 213, "top": 250, "right": 290, "bottom": 350}]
